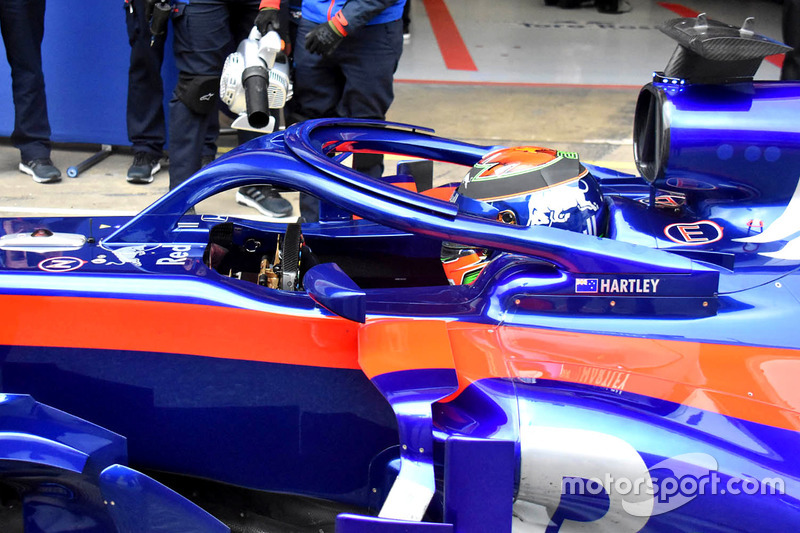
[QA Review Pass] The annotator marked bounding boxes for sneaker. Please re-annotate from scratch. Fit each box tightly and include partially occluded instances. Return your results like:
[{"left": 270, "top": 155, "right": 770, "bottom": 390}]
[
  {"left": 236, "top": 186, "right": 293, "bottom": 217},
  {"left": 19, "top": 158, "right": 61, "bottom": 184},
  {"left": 127, "top": 152, "right": 162, "bottom": 184},
  {"left": 201, "top": 153, "right": 215, "bottom": 168}
]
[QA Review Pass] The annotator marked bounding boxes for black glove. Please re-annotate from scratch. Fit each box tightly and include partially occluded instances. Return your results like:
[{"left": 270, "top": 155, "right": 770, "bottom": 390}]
[
  {"left": 255, "top": 7, "right": 280, "bottom": 34},
  {"left": 305, "top": 21, "right": 344, "bottom": 56}
]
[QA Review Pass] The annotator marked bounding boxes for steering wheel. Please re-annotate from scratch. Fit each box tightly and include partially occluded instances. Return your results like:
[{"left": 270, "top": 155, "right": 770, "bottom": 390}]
[{"left": 280, "top": 223, "right": 302, "bottom": 291}]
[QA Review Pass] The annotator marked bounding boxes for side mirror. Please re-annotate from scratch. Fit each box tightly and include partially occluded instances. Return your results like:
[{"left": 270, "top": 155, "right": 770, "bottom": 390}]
[{"left": 304, "top": 263, "right": 366, "bottom": 323}]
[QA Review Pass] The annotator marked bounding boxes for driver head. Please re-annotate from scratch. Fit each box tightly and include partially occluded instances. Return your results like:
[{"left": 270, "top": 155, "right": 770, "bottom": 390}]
[
  {"left": 442, "top": 146, "right": 606, "bottom": 285},
  {"left": 452, "top": 146, "right": 606, "bottom": 233}
]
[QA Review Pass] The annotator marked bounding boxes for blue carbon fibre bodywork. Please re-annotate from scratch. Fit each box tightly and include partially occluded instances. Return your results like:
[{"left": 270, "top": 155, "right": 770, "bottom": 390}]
[
  {"left": 429, "top": 376, "right": 800, "bottom": 530},
  {"left": 0, "top": 345, "right": 398, "bottom": 506},
  {"left": 508, "top": 378, "right": 800, "bottom": 531},
  {"left": 99, "top": 465, "right": 229, "bottom": 533},
  {"left": 644, "top": 82, "right": 800, "bottom": 204},
  {"left": 305, "top": 263, "right": 367, "bottom": 322}
]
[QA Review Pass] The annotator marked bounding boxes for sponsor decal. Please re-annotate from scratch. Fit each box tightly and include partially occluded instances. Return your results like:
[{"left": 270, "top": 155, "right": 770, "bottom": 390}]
[
  {"left": 38, "top": 256, "right": 86, "bottom": 272},
  {"left": 92, "top": 244, "right": 193, "bottom": 267},
  {"left": 528, "top": 178, "right": 601, "bottom": 232},
  {"left": 635, "top": 194, "right": 686, "bottom": 208},
  {"left": 156, "top": 245, "right": 193, "bottom": 265},
  {"left": 575, "top": 277, "right": 661, "bottom": 294},
  {"left": 559, "top": 365, "right": 631, "bottom": 392},
  {"left": 664, "top": 220, "right": 723, "bottom": 245},
  {"left": 93, "top": 244, "right": 160, "bottom": 266}
]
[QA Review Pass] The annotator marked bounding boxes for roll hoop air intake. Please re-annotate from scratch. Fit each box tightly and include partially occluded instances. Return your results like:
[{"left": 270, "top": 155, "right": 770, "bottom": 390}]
[{"left": 632, "top": 14, "right": 800, "bottom": 206}]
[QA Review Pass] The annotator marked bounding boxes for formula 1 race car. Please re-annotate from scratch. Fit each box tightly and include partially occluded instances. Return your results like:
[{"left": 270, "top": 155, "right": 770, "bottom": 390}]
[{"left": 1, "top": 15, "right": 800, "bottom": 533}]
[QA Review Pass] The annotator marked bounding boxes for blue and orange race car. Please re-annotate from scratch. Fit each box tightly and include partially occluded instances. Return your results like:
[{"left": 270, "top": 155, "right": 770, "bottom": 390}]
[{"left": 1, "top": 15, "right": 800, "bottom": 533}]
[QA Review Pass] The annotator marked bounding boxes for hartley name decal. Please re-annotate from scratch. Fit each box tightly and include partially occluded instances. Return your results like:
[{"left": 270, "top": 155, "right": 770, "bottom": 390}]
[{"left": 576, "top": 277, "right": 661, "bottom": 294}]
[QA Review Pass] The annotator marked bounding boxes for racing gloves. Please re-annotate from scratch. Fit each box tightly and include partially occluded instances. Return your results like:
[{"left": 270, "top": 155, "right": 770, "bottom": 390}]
[
  {"left": 305, "top": 11, "right": 348, "bottom": 56},
  {"left": 255, "top": 7, "right": 281, "bottom": 35},
  {"left": 305, "top": 21, "right": 345, "bottom": 56}
]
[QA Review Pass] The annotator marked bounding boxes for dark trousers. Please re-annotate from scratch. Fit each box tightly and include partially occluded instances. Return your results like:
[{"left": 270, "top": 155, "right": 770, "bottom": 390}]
[
  {"left": 0, "top": 0, "right": 51, "bottom": 162},
  {"left": 293, "top": 18, "right": 403, "bottom": 121},
  {"left": 126, "top": 0, "right": 167, "bottom": 156},
  {"left": 128, "top": 0, "right": 219, "bottom": 161},
  {"left": 293, "top": 17, "right": 404, "bottom": 220},
  {"left": 783, "top": 0, "right": 800, "bottom": 80},
  {"left": 169, "top": 0, "right": 257, "bottom": 189}
]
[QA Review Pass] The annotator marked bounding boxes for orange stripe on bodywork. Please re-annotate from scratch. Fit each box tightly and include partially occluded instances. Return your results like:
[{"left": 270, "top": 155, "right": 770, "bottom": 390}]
[
  {"left": 359, "top": 319, "right": 454, "bottom": 379},
  {"left": 447, "top": 323, "right": 800, "bottom": 431},
  {"left": 0, "top": 294, "right": 360, "bottom": 369},
  {"left": 5, "top": 293, "right": 800, "bottom": 431}
]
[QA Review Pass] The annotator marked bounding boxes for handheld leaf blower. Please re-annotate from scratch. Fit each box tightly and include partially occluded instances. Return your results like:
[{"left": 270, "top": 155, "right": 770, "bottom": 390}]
[{"left": 220, "top": 28, "right": 293, "bottom": 134}]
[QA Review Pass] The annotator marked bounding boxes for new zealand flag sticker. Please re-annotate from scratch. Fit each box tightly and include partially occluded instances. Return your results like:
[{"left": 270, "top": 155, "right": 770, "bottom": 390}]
[{"left": 575, "top": 278, "right": 598, "bottom": 293}]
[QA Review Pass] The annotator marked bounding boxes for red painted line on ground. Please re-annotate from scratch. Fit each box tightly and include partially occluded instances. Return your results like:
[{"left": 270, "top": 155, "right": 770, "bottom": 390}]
[
  {"left": 657, "top": 2, "right": 699, "bottom": 18},
  {"left": 395, "top": 78, "right": 640, "bottom": 90},
  {"left": 657, "top": 2, "right": 784, "bottom": 69},
  {"left": 421, "top": 0, "right": 477, "bottom": 71}
]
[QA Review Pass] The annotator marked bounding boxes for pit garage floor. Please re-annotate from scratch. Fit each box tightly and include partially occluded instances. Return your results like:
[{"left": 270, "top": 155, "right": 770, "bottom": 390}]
[{"left": 0, "top": 0, "right": 785, "bottom": 220}]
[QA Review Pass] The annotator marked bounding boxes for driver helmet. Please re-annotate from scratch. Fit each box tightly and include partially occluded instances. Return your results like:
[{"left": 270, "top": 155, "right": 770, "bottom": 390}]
[{"left": 442, "top": 146, "right": 606, "bottom": 285}]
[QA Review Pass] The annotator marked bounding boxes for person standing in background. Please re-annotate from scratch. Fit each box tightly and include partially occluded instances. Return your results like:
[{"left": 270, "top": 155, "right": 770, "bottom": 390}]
[
  {"left": 264, "top": 0, "right": 406, "bottom": 221},
  {"left": 0, "top": 0, "right": 61, "bottom": 183},
  {"left": 125, "top": 0, "right": 219, "bottom": 184},
  {"left": 168, "top": 0, "right": 293, "bottom": 218}
]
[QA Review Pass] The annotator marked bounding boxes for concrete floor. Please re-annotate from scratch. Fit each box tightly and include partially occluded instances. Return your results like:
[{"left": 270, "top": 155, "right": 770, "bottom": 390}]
[{"left": 0, "top": 0, "right": 782, "bottom": 219}]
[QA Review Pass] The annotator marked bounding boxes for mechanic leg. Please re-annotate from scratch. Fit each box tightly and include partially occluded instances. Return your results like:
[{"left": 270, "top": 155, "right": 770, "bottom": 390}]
[
  {"left": 336, "top": 20, "right": 403, "bottom": 121},
  {"left": 126, "top": 0, "right": 166, "bottom": 157},
  {"left": 0, "top": 0, "right": 51, "bottom": 161},
  {"left": 294, "top": 19, "right": 346, "bottom": 222},
  {"left": 169, "top": 1, "right": 231, "bottom": 189},
  {"left": 169, "top": 95, "right": 214, "bottom": 189},
  {"left": 293, "top": 18, "right": 345, "bottom": 120},
  {"left": 353, "top": 153, "right": 384, "bottom": 178},
  {"left": 338, "top": 21, "right": 403, "bottom": 180},
  {"left": 202, "top": 109, "right": 219, "bottom": 164},
  {"left": 299, "top": 192, "right": 319, "bottom": 223}
]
